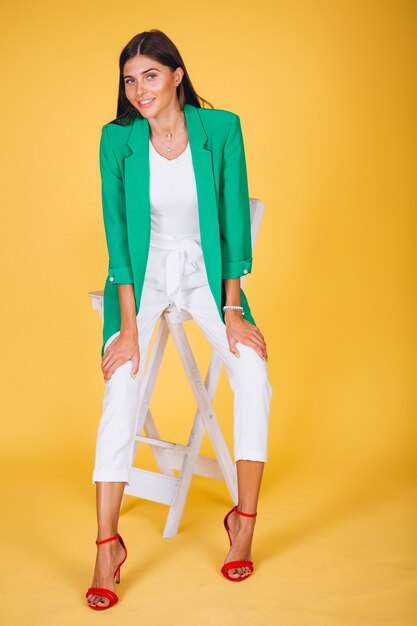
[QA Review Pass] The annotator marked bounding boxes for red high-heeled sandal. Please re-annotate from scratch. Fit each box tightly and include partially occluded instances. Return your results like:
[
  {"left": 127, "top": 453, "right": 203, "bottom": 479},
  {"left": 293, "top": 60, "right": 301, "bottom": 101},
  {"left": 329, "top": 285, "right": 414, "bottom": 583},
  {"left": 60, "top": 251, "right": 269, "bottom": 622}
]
[
  {"left": 221, "top": 505, "right": 257, "bottom": 581},
  {"left": 86, "top": 532, "right": 128, "bottom": 610}
]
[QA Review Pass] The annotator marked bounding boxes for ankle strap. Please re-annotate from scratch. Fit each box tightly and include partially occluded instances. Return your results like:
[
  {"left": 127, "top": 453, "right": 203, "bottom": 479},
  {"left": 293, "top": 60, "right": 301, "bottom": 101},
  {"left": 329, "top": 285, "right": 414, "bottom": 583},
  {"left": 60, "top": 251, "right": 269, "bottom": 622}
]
[
  {"left": 96, "top": 533, "right": 119, "bottom": 545},
  {"left": 235, "top": 506, "right": 257, "bottom": 518}
]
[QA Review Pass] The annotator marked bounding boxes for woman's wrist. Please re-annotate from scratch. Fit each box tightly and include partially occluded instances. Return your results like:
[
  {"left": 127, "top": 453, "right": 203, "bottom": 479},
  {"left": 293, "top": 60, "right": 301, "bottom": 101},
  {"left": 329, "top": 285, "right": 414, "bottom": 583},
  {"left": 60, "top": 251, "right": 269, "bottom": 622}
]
[
  {"left": 224, "top": 309, "right": 244, "bottom": 323},
  {"left": 118, "top": 284, "right": 138, "bottom": 338},
  {"left": 120, "top": 325, "right": 138, "bottom": 338}
]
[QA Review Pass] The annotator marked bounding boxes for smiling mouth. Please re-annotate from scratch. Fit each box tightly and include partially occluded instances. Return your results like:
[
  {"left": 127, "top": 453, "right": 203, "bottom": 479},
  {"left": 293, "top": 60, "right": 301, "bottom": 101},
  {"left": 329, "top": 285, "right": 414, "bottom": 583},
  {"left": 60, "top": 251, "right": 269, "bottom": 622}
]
[{"left": 137, "top": 98, "right": 156, "bottom": 107}]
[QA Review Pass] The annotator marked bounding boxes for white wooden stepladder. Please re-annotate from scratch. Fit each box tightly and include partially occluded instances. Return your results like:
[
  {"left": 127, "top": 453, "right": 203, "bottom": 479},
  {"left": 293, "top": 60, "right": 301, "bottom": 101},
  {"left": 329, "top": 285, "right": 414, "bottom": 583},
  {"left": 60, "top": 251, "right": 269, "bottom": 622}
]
[{"left": 88, "top": 198, "right": 265, "bottom": 538}]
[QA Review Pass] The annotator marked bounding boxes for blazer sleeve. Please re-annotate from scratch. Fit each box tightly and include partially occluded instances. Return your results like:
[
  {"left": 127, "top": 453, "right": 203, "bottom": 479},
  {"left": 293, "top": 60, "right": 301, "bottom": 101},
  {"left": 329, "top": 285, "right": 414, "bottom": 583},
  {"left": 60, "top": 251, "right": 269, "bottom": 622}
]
[
  {"left": 219, "top": 114, "right": 253, "bottom": 280},
  {"left": 99, "top": 124, "right": 134, "bottom": 284}
]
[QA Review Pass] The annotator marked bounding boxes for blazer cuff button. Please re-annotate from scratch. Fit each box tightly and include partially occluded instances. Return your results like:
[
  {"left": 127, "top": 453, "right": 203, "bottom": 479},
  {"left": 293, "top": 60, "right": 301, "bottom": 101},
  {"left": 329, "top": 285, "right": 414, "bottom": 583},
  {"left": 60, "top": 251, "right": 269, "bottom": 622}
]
[
  {"left": 243, "top": 269, "right": 248, "bottom": 274},
  {"left": 109, "top": 276, "right": 115, "bottom": 282}
]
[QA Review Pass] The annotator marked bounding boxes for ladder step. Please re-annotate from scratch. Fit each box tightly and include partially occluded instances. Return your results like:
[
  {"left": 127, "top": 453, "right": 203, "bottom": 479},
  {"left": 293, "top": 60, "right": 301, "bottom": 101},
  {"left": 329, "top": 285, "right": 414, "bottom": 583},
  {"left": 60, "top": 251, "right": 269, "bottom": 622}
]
[
  {"left": 163, "top": 451, "right": 223, "bottom": 479},
  {"left": 124, "top": 468, "right": 180, "bottom": 506},
  {"left": 135, "top": 435, "right": 190, "bottom": 452}
]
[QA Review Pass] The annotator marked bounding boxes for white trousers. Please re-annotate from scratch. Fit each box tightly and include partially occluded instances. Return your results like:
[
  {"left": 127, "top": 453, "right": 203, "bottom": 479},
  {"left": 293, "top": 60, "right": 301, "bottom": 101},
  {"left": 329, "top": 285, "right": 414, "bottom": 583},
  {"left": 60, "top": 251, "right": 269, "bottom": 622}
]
[{"left": 92, "top": 233, "right": 273, "bottom": 484}]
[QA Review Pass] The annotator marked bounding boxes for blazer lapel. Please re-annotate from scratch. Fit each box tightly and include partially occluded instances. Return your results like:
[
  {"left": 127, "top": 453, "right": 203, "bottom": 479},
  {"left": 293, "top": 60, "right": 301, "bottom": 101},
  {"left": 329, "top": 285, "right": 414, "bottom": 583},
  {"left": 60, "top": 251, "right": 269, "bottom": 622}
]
[{"left": 123, "top": 103, "right": 222, "bottom": 312}]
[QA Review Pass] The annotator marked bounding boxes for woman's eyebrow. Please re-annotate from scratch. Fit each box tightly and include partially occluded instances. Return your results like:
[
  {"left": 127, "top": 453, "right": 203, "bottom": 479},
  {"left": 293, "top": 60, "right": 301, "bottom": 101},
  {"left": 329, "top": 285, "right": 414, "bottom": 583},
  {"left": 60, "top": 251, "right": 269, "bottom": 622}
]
[{"left": 123, "top": 68, "right": 161, "bottom": 78}]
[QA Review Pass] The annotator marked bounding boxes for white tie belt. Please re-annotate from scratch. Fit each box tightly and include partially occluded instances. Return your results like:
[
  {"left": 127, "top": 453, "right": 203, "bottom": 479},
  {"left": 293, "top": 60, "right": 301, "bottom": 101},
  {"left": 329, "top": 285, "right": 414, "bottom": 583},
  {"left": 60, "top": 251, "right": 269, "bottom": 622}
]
[{"left": 148, "top": 232, "right": 204, "bottom": 301}]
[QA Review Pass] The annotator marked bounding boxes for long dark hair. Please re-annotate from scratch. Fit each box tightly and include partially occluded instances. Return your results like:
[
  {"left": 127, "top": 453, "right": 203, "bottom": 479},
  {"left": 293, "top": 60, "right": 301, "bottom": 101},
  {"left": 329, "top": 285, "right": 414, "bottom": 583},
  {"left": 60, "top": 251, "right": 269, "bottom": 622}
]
[{"left": 109, "top": 29, "right": 214, "bottom": 125}]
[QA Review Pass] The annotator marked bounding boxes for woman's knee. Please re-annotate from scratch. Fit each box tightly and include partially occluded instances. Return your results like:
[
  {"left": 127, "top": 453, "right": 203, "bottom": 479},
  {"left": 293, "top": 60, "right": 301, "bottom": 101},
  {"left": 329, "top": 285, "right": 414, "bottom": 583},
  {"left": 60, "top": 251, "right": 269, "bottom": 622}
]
[
  {"left": 223, "top": 341, "right": 271, "bottom": 396},
  {"left": 234, "top": 342, "right": 271, "bottom": 386}
]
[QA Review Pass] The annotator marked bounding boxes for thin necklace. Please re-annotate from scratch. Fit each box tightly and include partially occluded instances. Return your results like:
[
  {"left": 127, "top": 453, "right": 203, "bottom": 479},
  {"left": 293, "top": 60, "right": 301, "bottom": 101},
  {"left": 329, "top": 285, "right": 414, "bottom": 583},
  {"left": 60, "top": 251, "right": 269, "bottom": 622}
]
[{"left": 150, "top": 118, "right": 187, "bottom": 155}]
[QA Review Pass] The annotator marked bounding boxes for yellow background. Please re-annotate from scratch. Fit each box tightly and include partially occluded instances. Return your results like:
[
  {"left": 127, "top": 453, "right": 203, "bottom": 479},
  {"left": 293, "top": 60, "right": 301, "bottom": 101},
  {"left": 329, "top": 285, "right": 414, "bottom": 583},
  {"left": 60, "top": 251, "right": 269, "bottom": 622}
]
[{"left": 0, "top": 0, "right": 415, "bottom": 623}]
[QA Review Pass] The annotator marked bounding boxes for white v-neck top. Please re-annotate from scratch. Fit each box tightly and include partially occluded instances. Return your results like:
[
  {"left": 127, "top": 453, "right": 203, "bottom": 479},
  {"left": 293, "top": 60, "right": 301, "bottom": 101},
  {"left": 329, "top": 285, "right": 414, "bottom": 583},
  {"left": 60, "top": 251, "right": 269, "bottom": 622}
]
[
  {"left": 144, "top": 138, "right": 209, "bottom": 299},
  {"left": 149, "top": 139, "right": 200, "bottom": 237}
]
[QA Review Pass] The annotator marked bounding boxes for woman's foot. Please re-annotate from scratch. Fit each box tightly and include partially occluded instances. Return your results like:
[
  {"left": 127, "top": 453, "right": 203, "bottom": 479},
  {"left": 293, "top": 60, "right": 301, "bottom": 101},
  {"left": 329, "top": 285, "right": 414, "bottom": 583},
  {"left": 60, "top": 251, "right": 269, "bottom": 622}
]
[
  {"left": 86, "top": 535, "right": 126, "bottom": 608},
  {"left": 223, "top": 508, "right": 257, "bottom": 579}
]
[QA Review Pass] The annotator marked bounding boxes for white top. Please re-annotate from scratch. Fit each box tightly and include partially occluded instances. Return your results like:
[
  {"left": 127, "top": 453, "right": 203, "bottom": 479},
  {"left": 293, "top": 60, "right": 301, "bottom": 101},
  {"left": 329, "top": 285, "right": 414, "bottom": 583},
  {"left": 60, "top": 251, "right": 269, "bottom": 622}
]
[
  {"left": 144, "top": 138, "right": 209, "bottom": 300},
  {"left": 149, "top": 139, "right": 200, "bottom": 238}
]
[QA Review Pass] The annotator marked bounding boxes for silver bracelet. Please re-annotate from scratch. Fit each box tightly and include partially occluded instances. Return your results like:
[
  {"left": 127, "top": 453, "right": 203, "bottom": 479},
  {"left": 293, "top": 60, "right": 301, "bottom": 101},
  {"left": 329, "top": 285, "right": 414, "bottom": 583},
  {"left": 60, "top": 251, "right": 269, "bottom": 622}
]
[{"left": 223, "top": 305, "right": 245, "bottom": 316}]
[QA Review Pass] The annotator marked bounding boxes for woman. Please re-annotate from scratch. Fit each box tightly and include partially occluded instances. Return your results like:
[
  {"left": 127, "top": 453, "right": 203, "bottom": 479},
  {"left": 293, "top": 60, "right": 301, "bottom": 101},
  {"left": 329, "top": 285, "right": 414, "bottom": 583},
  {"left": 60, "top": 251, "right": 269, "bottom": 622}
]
[{"left": 86, "top": 29, "right": 273, "bottom": 610}]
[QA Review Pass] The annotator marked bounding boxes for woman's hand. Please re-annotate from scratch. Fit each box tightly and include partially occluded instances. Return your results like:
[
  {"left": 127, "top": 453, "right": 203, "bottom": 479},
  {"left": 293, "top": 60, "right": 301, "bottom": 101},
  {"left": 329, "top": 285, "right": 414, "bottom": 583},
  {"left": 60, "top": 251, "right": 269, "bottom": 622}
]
[
  {"left": 225, "top": 311, "right": 268, "bottom": 361},
  {"left": 101, "top": 328, "right": 140, "bottom": 382}
]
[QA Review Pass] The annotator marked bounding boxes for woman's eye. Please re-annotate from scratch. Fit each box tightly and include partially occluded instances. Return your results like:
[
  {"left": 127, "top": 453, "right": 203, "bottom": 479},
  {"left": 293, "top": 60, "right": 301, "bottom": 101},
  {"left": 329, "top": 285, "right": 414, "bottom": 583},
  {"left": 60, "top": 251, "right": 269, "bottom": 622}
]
[{"left": 124, "top": 74, "right": 156, "bottom": 85}]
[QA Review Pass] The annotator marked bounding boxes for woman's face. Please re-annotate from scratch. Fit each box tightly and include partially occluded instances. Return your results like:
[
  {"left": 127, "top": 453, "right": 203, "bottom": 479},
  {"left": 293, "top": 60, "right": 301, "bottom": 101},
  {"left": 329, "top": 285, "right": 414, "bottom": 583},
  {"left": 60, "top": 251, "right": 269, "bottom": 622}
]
[{"left": 123, "top": 54, "right": 184, "bottom": 117}]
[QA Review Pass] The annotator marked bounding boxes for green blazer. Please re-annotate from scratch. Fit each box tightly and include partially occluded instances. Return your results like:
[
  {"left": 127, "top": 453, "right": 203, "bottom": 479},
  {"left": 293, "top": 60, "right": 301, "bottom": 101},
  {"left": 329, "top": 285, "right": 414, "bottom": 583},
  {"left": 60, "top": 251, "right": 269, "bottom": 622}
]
[{"left": 99, "top": 102, "right": 256, "bottom": 357}]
